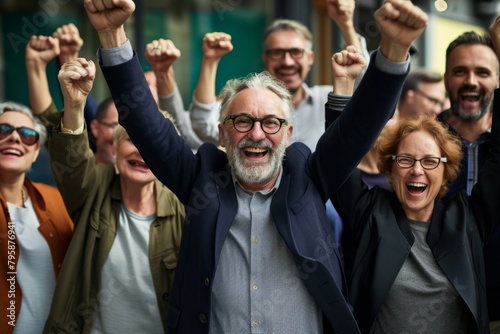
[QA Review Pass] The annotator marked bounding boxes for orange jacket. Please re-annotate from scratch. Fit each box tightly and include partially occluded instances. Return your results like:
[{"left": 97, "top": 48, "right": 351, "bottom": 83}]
[{"left": 0, "top": 179, "right": 73, "bottom": 334}]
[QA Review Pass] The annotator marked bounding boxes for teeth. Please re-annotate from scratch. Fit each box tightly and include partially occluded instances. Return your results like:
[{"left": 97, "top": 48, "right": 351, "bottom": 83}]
[
  {"left": 461, "top": 92, "right": 479, "bottom": 97},
  {"left": 245, "top": 147, "right": 266, "bottom": 153},
  {"left": 0, "top": 149, "right": 22, "bottom": 156},
  {"left": 407, "top": 182, "right": 426, "bottom": 188},
  {"left": 130, "top": 160, "right": 146, "bottom": 167}
]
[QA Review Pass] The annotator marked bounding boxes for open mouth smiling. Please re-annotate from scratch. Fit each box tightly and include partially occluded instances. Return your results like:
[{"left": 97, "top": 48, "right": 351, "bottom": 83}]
[
  {"left": 244, "top": 147, "right": 269, "bottom": 158},
  {"left": 0, "top": 148, "right": 23, "bottom": 157},
  {"left": 407, "top": 182, "right": 427, "bottom": 194},
  {"left": 128, "top": 159, "right": 149, "bottom": 170},
  {"left": 460, "top": 91, "right": 480, "bottom": 102}
]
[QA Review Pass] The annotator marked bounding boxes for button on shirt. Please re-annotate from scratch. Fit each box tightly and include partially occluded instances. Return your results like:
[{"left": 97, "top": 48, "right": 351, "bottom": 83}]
[{"left": 209, "top": 168, "right": 323, "bottom": 334}]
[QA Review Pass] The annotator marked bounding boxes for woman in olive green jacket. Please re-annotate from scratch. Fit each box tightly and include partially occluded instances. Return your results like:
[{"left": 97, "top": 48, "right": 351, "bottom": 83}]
[{"left": 43, "top": 59, "right": 185, "bottom": 333}]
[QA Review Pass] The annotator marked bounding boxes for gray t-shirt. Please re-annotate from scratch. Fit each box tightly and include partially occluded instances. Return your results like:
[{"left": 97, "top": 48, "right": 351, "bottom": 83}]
[
  {"left": 90, "top": 205, "right": 162, "bottom": 333},
  {"left": 372, "top": 220, "right": 469, "bottom": 334}
]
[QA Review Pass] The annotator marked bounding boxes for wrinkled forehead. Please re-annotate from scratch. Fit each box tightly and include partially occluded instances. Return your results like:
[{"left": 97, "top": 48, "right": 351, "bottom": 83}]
[{"left": 228, "top": 88, "right": 287, "bottom": 118}]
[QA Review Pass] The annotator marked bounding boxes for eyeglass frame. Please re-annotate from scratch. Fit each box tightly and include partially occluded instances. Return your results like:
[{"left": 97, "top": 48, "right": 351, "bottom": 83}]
[
  {"left": 264, "top": 48, "right": 310, "bottom": 60},
  {"left": 0, "top": 123, "right": 39, "bottom": 146},
  {"left": 98, "top": 120, "right": 119, "bottom": 129},
  {"left": 223, "top": 113, "right": 288, "bottom": 135},
  {"left": 414, "top": 89, "right": 445, "bottom": 109},
  {"left": 392, "top": 155, "right": 447, "bottom": 170}
]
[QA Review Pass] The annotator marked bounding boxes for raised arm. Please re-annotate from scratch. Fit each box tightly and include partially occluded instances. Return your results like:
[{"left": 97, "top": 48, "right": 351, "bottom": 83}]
[
  {"left": 48, "top": 58, "right": 97, "bottom": 216},
  {"left": 327, "top": 0, "right": 370, "bottom": 87},
  {"left": 25, "top": 35, "right": 60, "bottom": 115},
  {"left": 145, "top": 38, "right": 180, "bottom": 98},
  {"left": 314, "top": 0, "right": 427, "bottom": 197},
  {"left": 332, "top": 45, "right": 366, "bottom": 96},
  {"left": 52, "top": 23, "right": 84, "bottom": 66},
  {"left": 325, "top": 45, "right": 366, "bottom": 129},
  {"left": 57, "top": 59, "right": 95, "bottom": 130},
  {"left": 375, "top": 0, "right": 427, "bottom": 62},
  {"left": 84, "top": 0, "right": 199, "bottom": 202},
  {"left": 83, "top": 0, "right": 132, "bottom": 49},
  {"left": 193, "top": 32, "right": 233, "bottom": 105},
  {"left": 52, "top": 22, "right": 98, "bottom": 124},
  {"left": 145, "top": 38, "right": 204, "bottom": 150},
  {"left": 190, "top": 32, "right": 233, "bottom": 144},
  {"left": 327, "top": 0, "right": 361, "bottom": 53}
]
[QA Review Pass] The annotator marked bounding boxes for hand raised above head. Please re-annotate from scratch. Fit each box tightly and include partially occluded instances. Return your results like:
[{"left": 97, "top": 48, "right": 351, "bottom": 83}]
[
  {"left": 331, "top": 45, "right": 366, "bottom": 95},
  {"left": 58, "top": 58, "right": 96, "bottom": 109},
  {"left": 374, "top": 0, "right": 428, "bottom": 62},
  {"left": 326, "top": 0, "right": 355, "bottom": 27},
  {"left": 26, "top": 35, "right": 60, "bottom": 65},
  {"left": 83, "top": 0, "right": 135, "bottom": 48},
  {"left": 202, "top": 32, "right": 233, "bottom": 61},
  {"left": 145, "top": 38, "right": 181, "bottom": 73},
  {"left": 52, "top": 23, "right": 84, "bottom": 64}
]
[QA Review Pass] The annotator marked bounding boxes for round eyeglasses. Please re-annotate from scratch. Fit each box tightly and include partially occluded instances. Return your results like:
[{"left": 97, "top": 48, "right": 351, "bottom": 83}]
[
  {"left": 0, "top": 123, "right": 39, "bottom": 146},
  {"left": 223, "top": 114, "right": 287, "bottom": 135},
  {"left": 265, "top": 48, "right": 308, "bottom": 60},
  {"left": 392, "top": 155, "right": 447, "bottom": 170}
]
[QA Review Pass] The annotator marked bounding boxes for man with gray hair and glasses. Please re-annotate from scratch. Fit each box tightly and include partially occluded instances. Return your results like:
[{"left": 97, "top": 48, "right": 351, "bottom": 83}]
[{"left": 83, "top": 0, "right": 427, "bottom": 332}]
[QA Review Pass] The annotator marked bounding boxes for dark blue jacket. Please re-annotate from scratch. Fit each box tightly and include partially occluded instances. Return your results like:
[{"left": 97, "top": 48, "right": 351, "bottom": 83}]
[{"left": 100, "top": 51, "right": 407, "bottom": 334}]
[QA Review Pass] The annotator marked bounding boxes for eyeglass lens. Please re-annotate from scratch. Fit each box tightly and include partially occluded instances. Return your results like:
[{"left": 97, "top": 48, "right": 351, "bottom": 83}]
[
  {"left": 395, "top": 156, "right": 441, "bottom": 170},
  {"left": 0, "top": 123, "right": 39, "bottom": 146},
  {"left": 227, "top": 115, "right": 285, "bottom": 134},
  {"left": 267, "top": 48, "right": 305, "bottom": 59}
]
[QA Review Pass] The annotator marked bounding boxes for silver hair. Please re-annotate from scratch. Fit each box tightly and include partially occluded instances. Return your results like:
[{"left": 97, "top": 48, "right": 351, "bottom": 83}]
[
  {"left": 218, "top": 71, "right": 294, "bottom": 125},
  {"left": 263, "top": 19, "right": 313, "bottom": 51},
  {"left": 0, "top": 101, "right": 47, "bottom": 147}
]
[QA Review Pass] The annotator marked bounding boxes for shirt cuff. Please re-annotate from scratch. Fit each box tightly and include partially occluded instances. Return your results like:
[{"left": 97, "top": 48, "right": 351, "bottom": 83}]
[
  {"left": 60, "top": 118, "right": 84, "bottom": 135},
  {"left": 327, "top": 93, "right": 351, "bottom": 111},
  {"left": 97, "top": 39, "right": 134, "bottom": 67},
  {"left": 374, "top": 47, "right": 410, "bottom": 75}
]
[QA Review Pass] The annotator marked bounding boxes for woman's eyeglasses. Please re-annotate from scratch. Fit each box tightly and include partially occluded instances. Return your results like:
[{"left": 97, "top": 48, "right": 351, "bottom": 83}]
[
  {"left": 0, "top": 123, "right": 39, "bottom": 146},
  {"left": 392, "top": 155, "right": 447, "bottom": 170}
]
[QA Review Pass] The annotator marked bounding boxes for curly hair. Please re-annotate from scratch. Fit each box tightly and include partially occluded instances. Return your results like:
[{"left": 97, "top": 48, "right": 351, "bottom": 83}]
[{"left": 376, "top": 116, "right": 463, "bottom": 198}]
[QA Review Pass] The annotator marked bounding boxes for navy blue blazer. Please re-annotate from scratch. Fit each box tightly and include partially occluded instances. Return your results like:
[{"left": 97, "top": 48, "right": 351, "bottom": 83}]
[{"left": 100, "top": 51, "right": 407, "bottom": 334}]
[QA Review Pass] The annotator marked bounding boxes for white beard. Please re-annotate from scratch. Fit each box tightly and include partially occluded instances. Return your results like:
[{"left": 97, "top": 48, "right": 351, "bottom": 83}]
[{"left": 224, "top": 131, "right": 288, "bottom": 186}]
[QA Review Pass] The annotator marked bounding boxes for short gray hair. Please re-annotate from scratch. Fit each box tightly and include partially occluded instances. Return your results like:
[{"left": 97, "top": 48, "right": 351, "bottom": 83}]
[
  {"left": 263, "top": 19, "right": 313, "bottom": 51},
  {"left": 218, "top": 71, "right": 294, "bottom": 125},
  {"left": 0, "top": 101, "right": 47, "bottom": 147}
]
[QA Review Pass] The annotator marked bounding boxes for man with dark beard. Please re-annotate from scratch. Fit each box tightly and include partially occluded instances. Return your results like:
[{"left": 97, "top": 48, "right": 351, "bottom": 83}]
[
  {"left": 437, "top": 29, "right": 500, "bottom": 333},
  {"left": 439, "top": 31, "right": 499, "bottom": 197},
  {"left": 83, "top": 0, "right": 427, "bottom": 333}
]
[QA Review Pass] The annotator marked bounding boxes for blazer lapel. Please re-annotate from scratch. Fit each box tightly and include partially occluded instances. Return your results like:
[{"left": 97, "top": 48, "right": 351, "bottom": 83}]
[{"left": 214, "top": 170, "right": 238, "bottom": 266}]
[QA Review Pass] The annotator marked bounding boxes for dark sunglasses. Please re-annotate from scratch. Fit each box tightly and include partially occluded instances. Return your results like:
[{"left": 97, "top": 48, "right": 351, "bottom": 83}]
[{"left": 0, "top": 123, "right": 39, "bottom": 146}]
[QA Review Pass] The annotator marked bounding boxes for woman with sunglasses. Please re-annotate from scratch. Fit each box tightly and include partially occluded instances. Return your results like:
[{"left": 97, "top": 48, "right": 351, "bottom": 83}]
[
  {"left": 0, "top": 102, "right": 73, "bottom": 334},
  {"left": 325, "top": 31, "right": 500, "bottom": 334}
]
